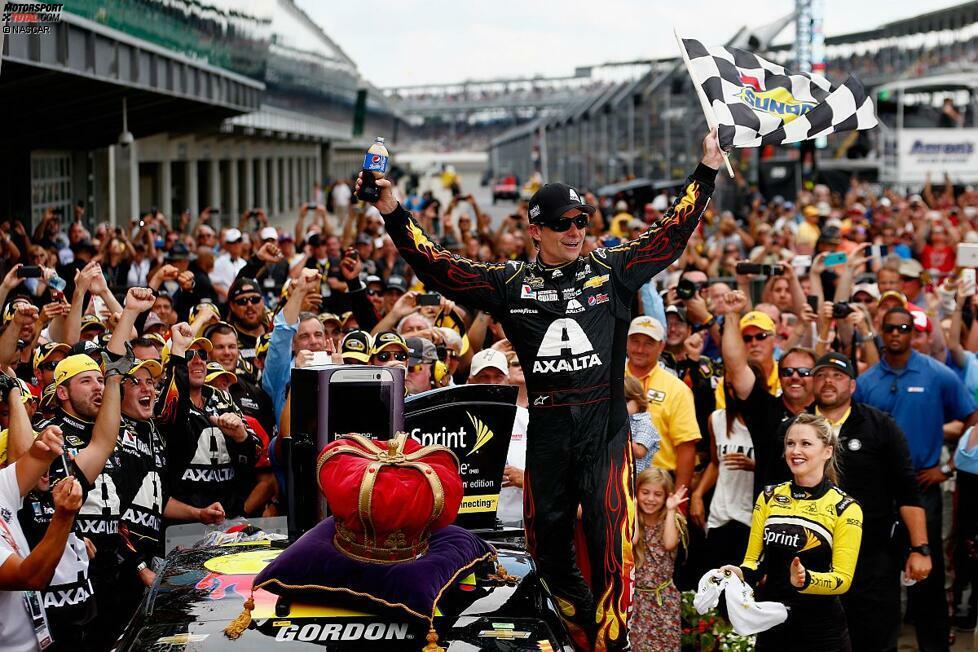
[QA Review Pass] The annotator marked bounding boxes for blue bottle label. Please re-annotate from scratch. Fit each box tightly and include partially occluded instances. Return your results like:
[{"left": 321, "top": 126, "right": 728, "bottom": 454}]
[{"left": 362, "top": 153, "right": 389, "bottom": 173}]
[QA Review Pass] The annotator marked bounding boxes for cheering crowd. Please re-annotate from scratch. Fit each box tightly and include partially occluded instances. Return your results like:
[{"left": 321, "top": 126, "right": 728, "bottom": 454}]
[{"left": 0, "top": 162, "right": 976, "bottom": 651}]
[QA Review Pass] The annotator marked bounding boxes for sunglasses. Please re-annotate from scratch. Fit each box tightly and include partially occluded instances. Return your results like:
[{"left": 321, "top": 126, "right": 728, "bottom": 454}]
[
  {"left": 542, "top": 214, "right": 589, "bottom": 232},
  {"left": 366, "top": 289, "right": 382, "bottom": 297},
  {"left": 779, "top": 367, "right": 813, "bottom": 378},
  {"left": 233, "top": 295, "right": 262, "bottom": 306},
  {"left": 742, "top": 331, "right": 773, "bottom": 344},
  {"left": 373, "top": 351, "right": 408, "bottom": 363},
  {"left": 185, "top": 349, "right": 207, "bottom": 361},
  {"left": 39, "top": 360, "right": 59, "bottom": 372},
  {"left": 882, "top": 323, "right": 912, "bottom": 334}
]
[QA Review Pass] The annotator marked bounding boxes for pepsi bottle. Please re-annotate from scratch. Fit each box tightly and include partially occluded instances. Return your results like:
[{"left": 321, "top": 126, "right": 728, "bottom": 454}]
[{"left": 356, "top": 136, "right": 389, "bottom": 202}]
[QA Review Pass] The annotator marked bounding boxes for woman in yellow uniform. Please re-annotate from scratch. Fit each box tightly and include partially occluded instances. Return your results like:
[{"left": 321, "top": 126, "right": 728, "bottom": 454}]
[{"left": 722, "top": 413, "right": 863, "bottom": 651}]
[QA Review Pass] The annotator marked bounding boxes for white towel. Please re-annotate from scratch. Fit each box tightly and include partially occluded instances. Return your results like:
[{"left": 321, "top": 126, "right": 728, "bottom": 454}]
[{"left": 694, "top": 568, "right": 788, "bottom": 635}]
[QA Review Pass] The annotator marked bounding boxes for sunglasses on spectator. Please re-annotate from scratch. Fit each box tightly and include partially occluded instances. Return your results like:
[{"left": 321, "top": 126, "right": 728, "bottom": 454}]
[
  {"left": 779, "top": 367, "right": 812, "bottom": 378},
  {"left": 185, "top": 349, "right": 207, "bottom": 361},
  {"left": 882, "top": 323, "right": 912, "bottom": 334},
  {"left": 366, "top": 289, "right": 383, "bottom": 297},
  {"left": 542, "top": 215, "right": 589, "bottom": 232},
  {"left": 373, "top": 351, "right": 408, "bottom": 363},
  {"left": 233, "top": 295, "right": 262, "bottom": 306},
  {"left": 38, "top": 360, "right": 59, "bottom": 371},
  {"left": 742, "top": 332, "right": 773, "bottom": 343}
]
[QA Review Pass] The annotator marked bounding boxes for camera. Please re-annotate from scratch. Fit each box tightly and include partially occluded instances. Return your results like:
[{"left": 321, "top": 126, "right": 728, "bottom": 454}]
[
  {"left": 735, "top": 262, "right": 784, "bottom": 276},
  {"left": 832, "top": 302, "right": 854, "bottom": 319},
  {"left": 675, "top": 278, "right": 701, "bottom": 301}
]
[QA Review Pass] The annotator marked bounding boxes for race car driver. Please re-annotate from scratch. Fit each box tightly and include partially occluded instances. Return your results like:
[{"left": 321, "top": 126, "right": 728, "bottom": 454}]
[{"left": 357, "top": 130, "right": 722, "bottom": 651}]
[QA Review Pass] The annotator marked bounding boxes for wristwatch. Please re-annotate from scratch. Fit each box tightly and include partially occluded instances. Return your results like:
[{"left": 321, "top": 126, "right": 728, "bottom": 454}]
[
  {"left": 909, "top": 544, "right": 931, "bottom": 557},
  {"left": 940, "top": 463, "right": 955, "bottom": 478}
]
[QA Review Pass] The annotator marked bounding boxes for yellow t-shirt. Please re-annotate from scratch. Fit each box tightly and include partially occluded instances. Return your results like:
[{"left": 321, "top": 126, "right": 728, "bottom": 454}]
[
  {"left": 715, "top": 362, "right": 781, "bottom": 409},
  {"left": 627, "top": 363, "right": 701, "bottom": 471}
]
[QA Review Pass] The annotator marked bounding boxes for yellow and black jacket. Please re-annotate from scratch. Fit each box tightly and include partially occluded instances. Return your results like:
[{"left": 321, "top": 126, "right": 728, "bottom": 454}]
[{"left": 741, "top": 479, "right": 863, "bottom": 601}]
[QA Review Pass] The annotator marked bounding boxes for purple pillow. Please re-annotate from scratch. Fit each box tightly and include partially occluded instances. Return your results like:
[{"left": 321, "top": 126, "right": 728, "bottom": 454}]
[{"left": 254, "top": 517, "right": 494, "bottom": 620}]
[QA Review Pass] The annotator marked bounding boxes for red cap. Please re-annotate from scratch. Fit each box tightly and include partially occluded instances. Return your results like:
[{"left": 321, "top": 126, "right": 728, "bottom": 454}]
[{"left": 317, "top": 433, "right": 463, "bottom": 563}]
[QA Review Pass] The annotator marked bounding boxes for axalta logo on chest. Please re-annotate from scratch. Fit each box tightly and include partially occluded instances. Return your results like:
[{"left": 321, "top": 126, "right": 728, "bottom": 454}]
[{"left": 532, "top": 319, "right": 602, "bottom": 373}]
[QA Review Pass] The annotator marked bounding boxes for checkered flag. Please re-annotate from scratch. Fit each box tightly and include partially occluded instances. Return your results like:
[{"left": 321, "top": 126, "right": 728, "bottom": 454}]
[{"left": 680, "top": 38, "right": 877, "bottom": 149}]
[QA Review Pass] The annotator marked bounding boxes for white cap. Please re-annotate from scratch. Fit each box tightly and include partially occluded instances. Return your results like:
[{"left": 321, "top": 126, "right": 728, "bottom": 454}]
[
  {"left": 615, "top": 200, "right": 629, "bottom": 212},
  {"left": 469, "top": 349, "right": 509, "bottom": 377},
  {"left": 652, "top": 194, "right": 669, "bottom": 211},
  {"left": 628, "top": 316, "right": 665, "bottom": 342},
  {"left": 259, "top": 226, "right": 278, "bottom": 241},
  {"left": 224, "top": 228, "right": 243, "bottom": 243},
  {"left": 851, "top": 283, "right": 880, "bottom": 301}
]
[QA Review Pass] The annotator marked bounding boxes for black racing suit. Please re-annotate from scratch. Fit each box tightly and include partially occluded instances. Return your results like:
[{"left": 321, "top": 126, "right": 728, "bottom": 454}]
[
  {"left": 156, "top": 355, "right": 260, "bottom": 520},
  {"left": 98, "top": 414, "right": 168, "bottom": 645},
  {"left": 381, "top": 163, "right": 716, "bottom": 650}
]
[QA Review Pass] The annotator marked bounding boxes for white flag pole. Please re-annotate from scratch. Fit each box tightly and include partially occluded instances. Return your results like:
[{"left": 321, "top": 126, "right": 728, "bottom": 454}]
[{"left": 674, "top": 29, "right": 735, "bottom": 178}]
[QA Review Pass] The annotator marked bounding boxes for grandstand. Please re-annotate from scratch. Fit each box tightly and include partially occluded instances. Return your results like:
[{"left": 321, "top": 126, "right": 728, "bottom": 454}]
[{"left": 487, "top": 0, "right": 978, "bottom": 192}]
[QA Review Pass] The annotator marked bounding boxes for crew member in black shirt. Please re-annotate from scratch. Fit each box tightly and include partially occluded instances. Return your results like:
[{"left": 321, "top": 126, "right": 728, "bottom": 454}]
[
  {"left": 718, "top": 290, "right": 815, "bottom": 499},
  {"left": 156, "top": 323, "right": 259, "bottom": 521}
]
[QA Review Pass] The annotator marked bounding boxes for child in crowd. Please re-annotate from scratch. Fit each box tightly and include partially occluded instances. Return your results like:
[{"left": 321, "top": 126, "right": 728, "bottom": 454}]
[
  {"left": 625, "top": 375, "right": 660, "bottom": 473},
  {"left": 629, "top": 468, "right": 688, "bottom": 652}
]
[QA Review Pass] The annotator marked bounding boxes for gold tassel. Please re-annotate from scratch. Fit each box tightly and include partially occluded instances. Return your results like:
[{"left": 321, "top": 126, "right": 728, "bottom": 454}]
[
  {"left": 223, "top": 594, "right": 255, "bottom": 639},
  {"left": 421, "top": 625, "right": 444, "bottom": 652}
]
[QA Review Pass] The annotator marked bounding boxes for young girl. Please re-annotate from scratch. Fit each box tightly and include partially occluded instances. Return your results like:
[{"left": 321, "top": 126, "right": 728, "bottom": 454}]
[
  {"left": 625, "top": 375, "right": 661, "bottom": 473},
  {"left": 629, "top": 468, "right": 688, "bottom": 652}
]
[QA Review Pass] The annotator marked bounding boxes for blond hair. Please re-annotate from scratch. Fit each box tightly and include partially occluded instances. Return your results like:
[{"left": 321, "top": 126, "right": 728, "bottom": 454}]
[
  {"left": 624, "top": 375, "right": 648, "bottom": 412},
  {"left": 786, "top": 413, "right": 841, "bottom": 485},
  {"left": 633, "top": 468, "right": 686, "bottom": 569}
]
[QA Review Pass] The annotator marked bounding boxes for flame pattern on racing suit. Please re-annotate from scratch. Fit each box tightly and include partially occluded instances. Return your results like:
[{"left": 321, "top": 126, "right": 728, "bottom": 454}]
[{"left": 381, "top": 163, "right": 716, "bottom": 650}]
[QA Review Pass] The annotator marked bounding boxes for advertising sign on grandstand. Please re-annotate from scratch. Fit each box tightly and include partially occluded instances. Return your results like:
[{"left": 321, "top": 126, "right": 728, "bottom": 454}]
[{"left": 899, "top": 129, "right": 978, "bottom": 184}]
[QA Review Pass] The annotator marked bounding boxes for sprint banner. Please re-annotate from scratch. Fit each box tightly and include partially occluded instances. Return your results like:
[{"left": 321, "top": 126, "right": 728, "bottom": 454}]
[
  {"left": 679, "top": 38, "right": 877, "bottom": 149},
  {"left": 405, "top": 384, "right": 517, "bottom": 530}
]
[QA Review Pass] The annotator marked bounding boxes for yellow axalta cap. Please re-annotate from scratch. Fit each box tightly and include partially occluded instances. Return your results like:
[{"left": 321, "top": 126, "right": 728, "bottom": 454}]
[{"left": 54, "top": 354, "right": 102, "bottom": 388}]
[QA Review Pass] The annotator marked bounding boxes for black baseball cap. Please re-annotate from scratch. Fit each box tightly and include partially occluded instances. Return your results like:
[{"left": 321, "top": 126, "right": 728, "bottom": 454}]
[
  {"left": 405, "top": 337, "right": 438, "bottom": 365},
  {"left": 812, "top": 352, "right": 856, "bottom": 378},
  {"left": 528, "top": 183, "right": 595, "bottom": 225},
  {"left": 385, "top": 275, "right": 408, "bottom": 294},
  {"left": 664, "top": 305, "right": 687, "bottom": 322},
  {"left": 165, "top": 242, "right": 192, "bottom": 261},
  {"left": 228, "top": 278, "right": 261, "bottom": 303},
  {"left": 341, "top": 330, "right": 372, "bottom": 363}
]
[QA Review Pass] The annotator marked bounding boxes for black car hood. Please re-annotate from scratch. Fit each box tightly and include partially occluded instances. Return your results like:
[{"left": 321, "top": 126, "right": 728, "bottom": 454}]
[{"left": 117, "top": 541, "right": 572, "bottom": 651}]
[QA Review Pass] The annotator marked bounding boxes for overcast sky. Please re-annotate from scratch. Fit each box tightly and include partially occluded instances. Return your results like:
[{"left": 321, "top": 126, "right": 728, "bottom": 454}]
[{"left": 296, "top": 0, "right": 962, "bottom": 88}]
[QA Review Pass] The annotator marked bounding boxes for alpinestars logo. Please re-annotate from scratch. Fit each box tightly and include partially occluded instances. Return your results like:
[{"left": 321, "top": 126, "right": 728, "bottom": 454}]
[{"left": 533, "top": 319, "right": 601, "bottom": 373}]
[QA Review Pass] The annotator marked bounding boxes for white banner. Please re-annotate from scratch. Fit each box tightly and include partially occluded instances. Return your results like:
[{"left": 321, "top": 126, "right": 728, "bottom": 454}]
[{"left": 898, "top": 129, "right": 978, "bottom": 184}]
